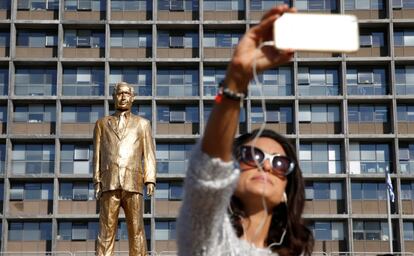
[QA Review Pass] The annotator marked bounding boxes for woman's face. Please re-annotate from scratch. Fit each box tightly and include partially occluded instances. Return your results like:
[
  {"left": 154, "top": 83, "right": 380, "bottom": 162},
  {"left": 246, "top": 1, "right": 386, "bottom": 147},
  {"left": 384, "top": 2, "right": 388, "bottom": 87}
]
[{"left": 234, "top": 137, "right": 288, "bottom": 210}]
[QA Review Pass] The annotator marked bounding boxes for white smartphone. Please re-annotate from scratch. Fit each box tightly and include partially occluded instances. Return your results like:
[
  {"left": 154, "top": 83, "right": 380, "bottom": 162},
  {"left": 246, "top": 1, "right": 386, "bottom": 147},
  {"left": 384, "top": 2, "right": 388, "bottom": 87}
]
[{"left": 273, "top": 13, "right": 359, "bottom": 53}]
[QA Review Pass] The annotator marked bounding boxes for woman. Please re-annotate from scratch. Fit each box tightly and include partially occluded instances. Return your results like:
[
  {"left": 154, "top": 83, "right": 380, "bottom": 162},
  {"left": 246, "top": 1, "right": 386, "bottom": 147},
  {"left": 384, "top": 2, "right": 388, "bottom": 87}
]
[{"left": 177, "top": 5, "right": 313, "bottom": 256}]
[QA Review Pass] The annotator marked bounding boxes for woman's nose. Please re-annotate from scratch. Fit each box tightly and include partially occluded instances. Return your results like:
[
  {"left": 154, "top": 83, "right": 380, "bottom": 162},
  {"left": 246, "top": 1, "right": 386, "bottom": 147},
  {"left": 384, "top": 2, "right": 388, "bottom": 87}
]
[{"left": 262, "top": 159, "right": 272, "bottom": 172}]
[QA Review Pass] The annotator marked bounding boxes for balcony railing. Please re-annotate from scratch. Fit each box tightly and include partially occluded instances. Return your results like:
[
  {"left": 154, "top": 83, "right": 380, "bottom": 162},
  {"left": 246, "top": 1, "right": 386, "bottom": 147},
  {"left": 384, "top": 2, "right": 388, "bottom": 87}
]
[
  {"left": 62, "top": 84, "right": 103, "bottom": 96},
  {"left": 396, "top": 84, "right": 414, "bottom": 95},
  {"left": 11, "top": 161, "right": 54, "bottom": 175},
  {"left": 347, "top": 85, "right": 387, "bottom": 95},
  {"left": 15, "top": 84, "right": 55, "bottom": 96},
  {"left": 157, "top": 161, "right": 188, "bottom": 175},
  {"left": 299, "top": 86, "right": 339, "bottom": 96},
  {"left": 400, "top": 161, "right": 414, "bottom": 174},
  {"left": 300, "top": 160, "right": 342, "bottom": 174},
  {"left": 157, "top": 85, "right": 199, "bottom": 97},
  {"left": 60, "top": 161, "right": 92, "bottom": 175},
  {"left": 109, "top": 84, "right": 152, "bottom": 96},
  {"left": 250, "top": 85, "right": 292, "bottom": 96}
]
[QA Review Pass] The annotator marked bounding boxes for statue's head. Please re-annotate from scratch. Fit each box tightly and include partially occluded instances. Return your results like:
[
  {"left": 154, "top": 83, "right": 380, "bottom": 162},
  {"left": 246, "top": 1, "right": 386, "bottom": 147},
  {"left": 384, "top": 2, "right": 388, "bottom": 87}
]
[{"left": 113, "top": 82, "right": 135, "bottom": 111}]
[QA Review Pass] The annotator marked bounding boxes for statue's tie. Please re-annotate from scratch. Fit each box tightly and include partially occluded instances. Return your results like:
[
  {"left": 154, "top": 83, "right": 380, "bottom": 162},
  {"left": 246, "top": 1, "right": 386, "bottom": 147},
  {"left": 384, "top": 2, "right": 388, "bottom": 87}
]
[{"left": 118, "top": 112, "right": 126, "bottom": 132}]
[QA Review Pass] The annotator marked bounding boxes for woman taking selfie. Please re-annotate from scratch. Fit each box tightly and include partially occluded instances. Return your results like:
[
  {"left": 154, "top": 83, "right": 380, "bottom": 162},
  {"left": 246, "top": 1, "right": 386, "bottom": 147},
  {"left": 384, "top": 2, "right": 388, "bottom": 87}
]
[{"left": 177, "top": 5, "right": 314, "bottom": 256}]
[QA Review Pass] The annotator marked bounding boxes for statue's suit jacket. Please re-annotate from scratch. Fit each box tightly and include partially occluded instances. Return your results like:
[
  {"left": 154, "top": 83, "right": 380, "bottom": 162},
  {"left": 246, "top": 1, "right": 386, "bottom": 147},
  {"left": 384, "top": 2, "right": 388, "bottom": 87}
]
[{"left": 93, "top": 112, "right": 156, "bottom": 194}]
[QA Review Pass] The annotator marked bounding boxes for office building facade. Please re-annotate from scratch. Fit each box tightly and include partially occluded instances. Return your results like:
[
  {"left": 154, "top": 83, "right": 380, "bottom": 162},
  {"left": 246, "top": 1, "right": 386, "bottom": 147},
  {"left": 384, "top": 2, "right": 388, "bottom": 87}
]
[{"left": 0, "top": 0, "right": 413, "bottom": 254}]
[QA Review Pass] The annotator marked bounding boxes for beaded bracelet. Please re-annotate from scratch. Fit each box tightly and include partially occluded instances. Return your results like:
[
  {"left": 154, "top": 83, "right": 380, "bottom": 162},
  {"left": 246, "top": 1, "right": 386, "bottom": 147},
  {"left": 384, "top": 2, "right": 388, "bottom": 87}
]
[{"left": 215, "top": 80, "right": 246, "bottom": 108}]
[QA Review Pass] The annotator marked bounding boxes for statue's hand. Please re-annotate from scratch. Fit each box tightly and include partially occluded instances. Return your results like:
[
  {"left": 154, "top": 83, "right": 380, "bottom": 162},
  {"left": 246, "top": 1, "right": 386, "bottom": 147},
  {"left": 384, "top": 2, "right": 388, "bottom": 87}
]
[
  {"left": 95, "top": 183, "right": 102, "bottom": 200},
  {"left": 146, "top": 183, "right": 155, "bottom": 197}
]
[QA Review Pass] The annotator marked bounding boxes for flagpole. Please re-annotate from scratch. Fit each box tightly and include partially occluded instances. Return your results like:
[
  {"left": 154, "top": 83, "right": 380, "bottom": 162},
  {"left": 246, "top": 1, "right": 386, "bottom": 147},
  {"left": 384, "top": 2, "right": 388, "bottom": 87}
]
[{"left": 385, "top": 171, "right": 393, "bottom": 253}]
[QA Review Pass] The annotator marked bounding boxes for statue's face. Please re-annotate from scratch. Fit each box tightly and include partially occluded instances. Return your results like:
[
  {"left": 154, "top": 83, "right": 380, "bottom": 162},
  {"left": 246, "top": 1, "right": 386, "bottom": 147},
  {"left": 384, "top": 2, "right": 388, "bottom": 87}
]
[{"left": 114, "top": 85, "right": 134, "bottom": 111}]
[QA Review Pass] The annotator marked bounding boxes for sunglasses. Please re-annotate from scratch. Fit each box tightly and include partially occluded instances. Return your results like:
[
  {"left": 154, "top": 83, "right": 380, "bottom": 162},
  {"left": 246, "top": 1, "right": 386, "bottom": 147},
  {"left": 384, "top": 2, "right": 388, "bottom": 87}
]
[{"left": 238, "top": 145, "right": 295, "bottom": 176}]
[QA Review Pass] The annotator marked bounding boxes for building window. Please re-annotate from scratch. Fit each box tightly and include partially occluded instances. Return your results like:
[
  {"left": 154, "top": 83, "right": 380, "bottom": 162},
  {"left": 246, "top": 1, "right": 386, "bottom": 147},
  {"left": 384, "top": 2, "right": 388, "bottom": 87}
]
[
  {"left": 203, "top": 67, "right": 225, "bottom": 96},
  {"left": 59, "top": 181, "right": 94, "bottom": 201},
  {"left": 399, "top": 143, "right": 414, "bottom": 174},
  {"left": 111, "top": 0, "right": 150, "bottom": 11},
  {"left": 401, "top": 182, "right": 414, "bottom": 200},
  {"left": 397, "top": 105, "right": 414, "bottom": 122},
  {"left": 299, "top": 104, "right": 340, "bottom": 123},
  {"left": 251, "top": 105, "right": 292, "bottom": 124},
  {"left": 64, "top": 0, "right": 105, "bottom": 11},
  {"left": 348, "top": 105, "right": 388, "bottom": 123},
  {"left": 346, "top": 68, "right": 387, "bottom": 95},
  {"left": 298, "top": 67, "right": 339, "bottom": 96},
  {"left": 305, "top": 182, "right": 343, "bottom": 200},
  {"left": 114, "top": 220, "right": 150, "bottom": 241},
  {"left": 63, "top": 67, "right": 104, "bottom": 96},
  {"left": 0, "top": 182, "right": 4, "bottom": 214},
  {"left": 250, "top": 67, "right": 292, "bottom": 96},
  {"left": 60, "top": 144, "right": 93, "bottom": 175},
  {"left": 155, "top": 220, "right": 176, "bottom": 240},
  {"left": 393, "top": 0, "right": 414, "bottom": 9},
  {"left": 349, "top": 142, "right": 390, "bottom": 174},
  {"left": 14, "top": 104, "right": 55, "bottom": 123},
  {"left": 404, "top": 221, "right": 414, "bottom": 241},
  {"left": 157, "top": 31, "right": 198, "bottom": 49},
  {"left": 353, "top": 221, "right": 390, "bottom": 241},
  {"left": 12, "top": 143, "right": 55, "bottom": 175},
  {"left": 203, "top": 31, "right": 242, "bottom": 48},
  {"left": 296, "top": 0, "right": 336, "bottom": 11},
  {"left": 395, "top": 30, "right": 414, "bottom": 47},
  {"left": 309, "top": 221, "right": 345, "bottom": 240},
  {"left": 359, "top": 31, "right": 385, "bottom": 47},
  {"left": 0, "top": 31, "right": 9, "bottom": 48},
  {"left": 0, "top": 105, "right": 6, "bottom": 129},
  {"left": 157, "top": 69, "right": 199, "bottom": 96},
  {"left": 111, "top": 30, "right": 151, "bottom": 48},
  {"left": 155, "top": 181, "right": 183, "bottom": 200},
  {"left": 9, "top": 221, "right": 52, "bottom": 241},
  {"left": 351, "top": 182, "right": 388, "bottom": 200},
  {"left": 156, "top": 143, "right": 192, "bottom": 174},
  {"left": 17, "top": 0, "right": 59, "bottom": 10},
  {"left": 250, "top": 0, "right": 290, "bottom": 10},
  {"left": 58, "top": 221, "right": 99, "bottom": 241},
  {"left": 0, "top": 68, "right": 8, "bottom": 95},
  {"left": 203, "top": 0, "right": 245, "bottom": 11},
  {"left": 10, "top": 182, "right": 53, "bottom": 201},
  {"left": 345, "top": 0, "right": 384, "bottom": 10},
  {"left": 61, "top": 105, "right": 104, "bottom": 123},
  {"left": 64, "top": 29, "right": 104, "bottom": 48},
  {"left": 157, "top": 105, "right": 199, "bottom": 124},
  {"left": 110, "top": 67, "right": 152, "bottom": 96},
  {"left": 0, "top": 144, "right": 5, "bottom": 174},
  {"left": 16, "top": 30, "right": 57, "bottom": 48},
  {"left": 158, "top": 0, "right": 198, "bottom": 11},
  {"left": 396, "top": 66, "right": 414, "bottom": 95},
  {"left": 300, "top": 143, "right": 342, "bottom": 174},
  {"left": 0, "top": 0, "right": 10, "bottom": 10},
  {"left": 14, "top": 67, "right": 56, "bottom": 96}
]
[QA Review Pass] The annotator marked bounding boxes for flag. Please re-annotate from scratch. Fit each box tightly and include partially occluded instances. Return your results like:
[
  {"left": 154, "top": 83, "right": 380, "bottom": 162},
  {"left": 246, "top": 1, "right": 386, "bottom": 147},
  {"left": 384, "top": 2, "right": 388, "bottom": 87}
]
[{"left": 386, "top": 171, "right": 395, "bottom": 203}]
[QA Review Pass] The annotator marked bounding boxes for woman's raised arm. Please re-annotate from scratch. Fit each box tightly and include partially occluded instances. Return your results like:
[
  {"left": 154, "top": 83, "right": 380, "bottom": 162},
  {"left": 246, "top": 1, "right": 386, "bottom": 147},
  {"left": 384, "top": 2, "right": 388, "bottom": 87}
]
[{"left": 201, "top": 5, "right": 295, "bottom": 161}]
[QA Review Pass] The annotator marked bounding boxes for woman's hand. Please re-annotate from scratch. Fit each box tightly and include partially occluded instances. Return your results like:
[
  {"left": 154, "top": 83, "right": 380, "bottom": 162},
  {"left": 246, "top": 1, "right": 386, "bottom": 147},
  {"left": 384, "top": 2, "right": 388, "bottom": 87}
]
[{"left": 225, "top": 4, "right": 296, "bottom": 91}]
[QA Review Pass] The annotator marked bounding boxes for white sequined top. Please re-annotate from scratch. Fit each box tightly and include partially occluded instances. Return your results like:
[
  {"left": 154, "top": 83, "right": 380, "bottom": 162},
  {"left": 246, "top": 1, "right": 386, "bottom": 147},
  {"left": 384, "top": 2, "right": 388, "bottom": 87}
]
[{"left": 177, "top": 143, "right": 279, "bottom": 256}]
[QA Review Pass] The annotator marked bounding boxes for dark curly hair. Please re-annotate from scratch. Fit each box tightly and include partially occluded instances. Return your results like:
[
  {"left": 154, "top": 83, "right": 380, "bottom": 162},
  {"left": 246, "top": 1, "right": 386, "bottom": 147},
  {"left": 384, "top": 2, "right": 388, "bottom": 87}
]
[{"left": 230, "top": 129, "right": 314, "bottom": 256}]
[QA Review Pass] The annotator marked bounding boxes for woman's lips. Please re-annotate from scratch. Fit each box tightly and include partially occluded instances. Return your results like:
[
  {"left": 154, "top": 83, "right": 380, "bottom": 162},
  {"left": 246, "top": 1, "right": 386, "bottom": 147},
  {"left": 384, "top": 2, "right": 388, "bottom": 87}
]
[{"left": 251, "top": 174, "right": 273, "bottom": 185}]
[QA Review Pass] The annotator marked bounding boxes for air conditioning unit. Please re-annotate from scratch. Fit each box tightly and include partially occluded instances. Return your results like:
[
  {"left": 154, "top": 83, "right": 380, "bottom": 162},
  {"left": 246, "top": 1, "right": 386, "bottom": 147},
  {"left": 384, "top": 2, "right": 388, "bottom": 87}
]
[
  {"left": 170, "top": 111, "right": 185, "bottom": 123},
  {"left": 73, "top": 194, "right": 88, "bottom": 201},
  {"left": 170, "top": 0, "right": 184, "bottom": 11}
]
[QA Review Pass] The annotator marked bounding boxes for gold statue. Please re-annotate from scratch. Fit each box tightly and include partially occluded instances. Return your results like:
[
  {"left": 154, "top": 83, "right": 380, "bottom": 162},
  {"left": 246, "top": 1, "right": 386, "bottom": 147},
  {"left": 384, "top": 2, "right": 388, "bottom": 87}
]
[{"left": 93, "top": 82, "right": 156, "bottom": 256}]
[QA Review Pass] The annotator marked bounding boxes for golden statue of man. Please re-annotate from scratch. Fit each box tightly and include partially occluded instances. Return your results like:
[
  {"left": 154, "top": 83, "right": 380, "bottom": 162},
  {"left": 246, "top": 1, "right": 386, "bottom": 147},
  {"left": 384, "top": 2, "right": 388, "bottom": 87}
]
[{"left": 93, "top": 82, "right": 156, "bottom": 256}]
